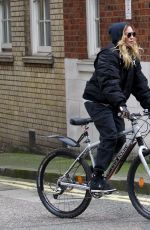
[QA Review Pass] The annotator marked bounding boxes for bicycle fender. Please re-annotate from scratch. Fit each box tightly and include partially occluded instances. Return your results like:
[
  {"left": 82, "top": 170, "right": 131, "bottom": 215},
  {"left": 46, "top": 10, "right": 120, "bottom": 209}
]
[{"left": 47, "top": 135, "right": 80, "bottom": 147}]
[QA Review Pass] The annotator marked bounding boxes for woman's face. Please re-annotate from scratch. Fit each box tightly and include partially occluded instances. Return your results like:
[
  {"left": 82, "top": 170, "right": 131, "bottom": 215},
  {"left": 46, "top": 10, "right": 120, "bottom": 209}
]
[{"left": 124, "top": 26, "right": 136, "bottom": 47}]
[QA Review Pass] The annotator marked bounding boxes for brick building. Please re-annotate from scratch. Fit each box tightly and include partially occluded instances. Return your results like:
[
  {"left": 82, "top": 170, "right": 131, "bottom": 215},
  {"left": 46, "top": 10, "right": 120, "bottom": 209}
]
[
  {"left": 0, "top": 0, "right": 66, "bottom": 152},
  {"left": 64, "top": 0, "right": 150, "bottom": 143},
  {"left": 0, "top": 0, "right": 150, "bottom": 152}
]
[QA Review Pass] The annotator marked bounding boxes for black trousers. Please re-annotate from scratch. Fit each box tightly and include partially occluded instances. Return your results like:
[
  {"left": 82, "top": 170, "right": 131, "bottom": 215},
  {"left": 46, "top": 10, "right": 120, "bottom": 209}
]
[{"left": 85, "top": 101, "right": 125, "bottom": 171}]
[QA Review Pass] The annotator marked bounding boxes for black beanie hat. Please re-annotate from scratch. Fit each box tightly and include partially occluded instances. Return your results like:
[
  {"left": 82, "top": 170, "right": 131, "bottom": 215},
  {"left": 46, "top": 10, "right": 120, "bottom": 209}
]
[{"left": 108, "top": 22, "right": 128, "bottom": 45}]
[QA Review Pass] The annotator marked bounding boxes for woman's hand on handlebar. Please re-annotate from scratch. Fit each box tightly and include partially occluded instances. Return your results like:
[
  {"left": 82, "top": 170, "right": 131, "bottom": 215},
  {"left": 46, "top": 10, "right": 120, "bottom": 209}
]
[{"left": 118, "top": 106, "right": 130, "bottom": 119}]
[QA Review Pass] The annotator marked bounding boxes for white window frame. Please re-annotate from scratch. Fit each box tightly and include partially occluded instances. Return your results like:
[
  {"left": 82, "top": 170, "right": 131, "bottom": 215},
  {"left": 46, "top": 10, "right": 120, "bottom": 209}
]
[
  {"left": 86, "top": 0, "right": 100, "bottom": 58},
  {"left": 30, "top": 0, "right": 51, "bottom": 55},
  {"left": 0, "top": 0, "right": 12, "bottom": 52}
]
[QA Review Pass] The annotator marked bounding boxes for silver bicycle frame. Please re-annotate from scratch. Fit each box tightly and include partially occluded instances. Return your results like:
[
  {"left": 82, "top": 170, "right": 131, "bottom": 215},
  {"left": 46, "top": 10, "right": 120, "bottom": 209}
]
[
  {"left": 60, "top": 116, "right": 150, "bottom": 190},
  {"left": 139, "top": 146, "right": 150, "bottom": 177},
  {"left": 133, "top": 120, "right": 150, "bottom": 178}
]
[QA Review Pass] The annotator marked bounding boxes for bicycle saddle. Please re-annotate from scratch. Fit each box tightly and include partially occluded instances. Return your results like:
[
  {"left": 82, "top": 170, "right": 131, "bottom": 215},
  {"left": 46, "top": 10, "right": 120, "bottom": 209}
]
[{"left": 70, "top": 117, "right": 93, "bottom": 126}]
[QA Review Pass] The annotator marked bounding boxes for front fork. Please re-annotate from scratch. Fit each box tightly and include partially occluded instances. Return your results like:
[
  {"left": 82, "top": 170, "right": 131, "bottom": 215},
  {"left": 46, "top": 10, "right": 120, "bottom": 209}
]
[
  {"left": 133, "top": 121, "right": 150, "bottom": 178},
  {"left": 139, "top": 145, "right": 150, "bottom": 177}
]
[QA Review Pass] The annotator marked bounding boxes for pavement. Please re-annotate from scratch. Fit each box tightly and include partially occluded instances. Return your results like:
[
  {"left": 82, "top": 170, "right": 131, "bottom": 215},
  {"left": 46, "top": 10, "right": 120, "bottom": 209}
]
[{"left": 0, "top": 180, "right": 148, "bottom": 229}]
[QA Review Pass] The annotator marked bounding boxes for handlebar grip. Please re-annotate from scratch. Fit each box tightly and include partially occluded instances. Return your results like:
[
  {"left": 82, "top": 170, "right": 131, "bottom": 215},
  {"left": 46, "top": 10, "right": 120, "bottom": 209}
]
[{"left": 131, "top": 113, "right": 141, "bottom": 117}]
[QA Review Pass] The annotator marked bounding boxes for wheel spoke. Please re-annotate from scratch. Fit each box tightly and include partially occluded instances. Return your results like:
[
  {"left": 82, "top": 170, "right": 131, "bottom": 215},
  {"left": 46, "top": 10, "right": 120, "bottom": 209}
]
[
  {"left": 128, "top": 151, "right": 150, "bottom": 219},
  {"left": 37, "top": 149, "right": 92, "bottom": 218}
]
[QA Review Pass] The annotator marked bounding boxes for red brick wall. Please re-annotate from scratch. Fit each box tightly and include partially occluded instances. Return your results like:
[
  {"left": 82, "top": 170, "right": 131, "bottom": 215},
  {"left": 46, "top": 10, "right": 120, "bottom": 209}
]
[
  {"left": 100, "top": 0, "right": 125, "bottom": 47},
  {"left": 63, "top": 0, "right": 87, "bottom": 59},
  {"left": 64, "top": 0, "right": 150, "bottom": 61},
  {"left": 132, "top": 0, "right": 150, "bottom": 61}
]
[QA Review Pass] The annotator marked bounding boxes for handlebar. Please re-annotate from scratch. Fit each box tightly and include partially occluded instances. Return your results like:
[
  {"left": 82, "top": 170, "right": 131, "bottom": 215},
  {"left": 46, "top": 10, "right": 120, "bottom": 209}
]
[{"left": 128, "top": 110, "right": 150, "bottom": 121}]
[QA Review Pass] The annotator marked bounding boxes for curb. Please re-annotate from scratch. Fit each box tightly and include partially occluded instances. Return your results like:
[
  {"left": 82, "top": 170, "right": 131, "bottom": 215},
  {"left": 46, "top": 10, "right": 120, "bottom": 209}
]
[
  {"left": 110, "top": 179, "right": 127, "bottom": 191},
  {"left": 0, "top": 168, "right": 37, "bottom": 180},
  {"left": 0, "top": 167, "right": 127, "bottom": 191}
]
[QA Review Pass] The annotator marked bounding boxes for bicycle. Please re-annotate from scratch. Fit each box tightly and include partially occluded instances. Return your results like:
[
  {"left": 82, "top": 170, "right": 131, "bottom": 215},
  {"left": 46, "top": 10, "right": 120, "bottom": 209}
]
[{"left": 37, "top": 110, "right": 150, "bottom": 219}]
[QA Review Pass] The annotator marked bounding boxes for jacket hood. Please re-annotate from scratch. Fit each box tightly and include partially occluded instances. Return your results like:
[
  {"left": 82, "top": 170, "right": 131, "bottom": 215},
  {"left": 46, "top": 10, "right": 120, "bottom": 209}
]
[{"left": 108, "top": 22, "right": 128, "bottom": 45}]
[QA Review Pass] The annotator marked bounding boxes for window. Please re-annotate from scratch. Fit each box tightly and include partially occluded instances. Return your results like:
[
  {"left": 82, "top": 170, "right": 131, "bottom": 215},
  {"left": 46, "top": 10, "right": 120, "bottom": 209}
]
[
  {"left": 30, "top": 0, "right": 51, "bottom": 55},
  {"left": 0, "top": 0, "right": 12, "bottom": 52},
  {"left": 86, "top": 0, "right": 100, "bottom": 58}
]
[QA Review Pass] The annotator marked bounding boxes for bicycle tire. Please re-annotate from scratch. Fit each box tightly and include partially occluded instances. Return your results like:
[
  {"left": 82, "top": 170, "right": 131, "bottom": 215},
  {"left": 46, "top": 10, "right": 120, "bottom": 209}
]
[
  {"left": 127, "top": 149, "right": 150, "bottom": 219},
  {"left": 37, "top": 148, "right": 92, "bottom": 218}
]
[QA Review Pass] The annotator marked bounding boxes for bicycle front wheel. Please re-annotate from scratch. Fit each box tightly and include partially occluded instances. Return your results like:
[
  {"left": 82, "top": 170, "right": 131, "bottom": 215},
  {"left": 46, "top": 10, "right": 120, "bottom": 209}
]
[
  {"left": 127, "top": 149, "right": 150, "bottom": 219},
  {"left": 37, "top": 148, "right": 92, "bottom": 218}
]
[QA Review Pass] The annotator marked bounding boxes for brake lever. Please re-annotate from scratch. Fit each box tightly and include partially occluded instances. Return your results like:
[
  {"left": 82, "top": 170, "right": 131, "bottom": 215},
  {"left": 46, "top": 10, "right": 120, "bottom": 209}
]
[{"left": 143, "top": 109, "right": 150, "bottom": 118}]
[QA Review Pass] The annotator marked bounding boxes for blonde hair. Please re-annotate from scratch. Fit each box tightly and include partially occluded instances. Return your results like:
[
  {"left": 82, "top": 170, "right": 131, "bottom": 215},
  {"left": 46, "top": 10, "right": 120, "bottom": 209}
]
[{"left": 116, "top": 26, "right": 143, "bottom": 68}]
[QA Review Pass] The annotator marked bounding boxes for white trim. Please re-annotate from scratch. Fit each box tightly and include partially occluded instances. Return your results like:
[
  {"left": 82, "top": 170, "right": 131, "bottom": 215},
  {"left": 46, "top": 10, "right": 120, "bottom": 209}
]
[
  {"left": 1, "top": 42, "right": 12, "bottom": 49},
  {"left": 125, "top": 0, "right": 132, "bottom": 20},
  {"left": 86, "top": 0, "right": 100, "bottom": 58},
  {"left": 30, "top": 0, "right": 38, "bottom": 54},
  {"left": 0, "top": 4, "right": 2, "bottom": 52},
  {"left": 38, "top": 46, "right": 51, "bottom": 53}
]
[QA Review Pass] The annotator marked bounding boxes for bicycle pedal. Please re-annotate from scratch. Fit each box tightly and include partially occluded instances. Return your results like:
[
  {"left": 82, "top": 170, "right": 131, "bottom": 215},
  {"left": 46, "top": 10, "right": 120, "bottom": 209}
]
[
  {"left": 90, "top": 192, "right": 103, "bottom": 199},
  {"left": 90, "top": 188, "right": 117, "bottom": 195},
  {"left": 103, "top": 190, "right": 117, "bottom": 195}
]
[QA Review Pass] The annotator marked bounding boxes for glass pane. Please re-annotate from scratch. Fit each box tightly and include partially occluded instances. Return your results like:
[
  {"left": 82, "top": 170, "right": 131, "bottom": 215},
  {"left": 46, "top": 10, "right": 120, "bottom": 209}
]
[
  {"left": 8, "top": 0, "right": 11, "bottom": 43},
  {"left": 45, "top": 0, "right": 51, "bottom": 46},
  {"left": 46, "top": 21, "right": 51, "bottom": 46},
  {"left": 2, "top": 21, "right": 7, "bottom": 43},
  {"left": 8, "top": 20, "right": 11, "bottom": 43},
  {"left": 8, "top": 0, "right": 11, "bottom": 19},
  {"left": 95, "top": 0, "right": 100, "bottom": 48},
  {"left": 39, "top": 0, "right": 44, "bottom": 20},
  {"left": 45, "top": 0, "right": 49, "bottom": 20},
  {"left": 2, "top": 0, "right": 7, "bottom": 19},
  {"left": 39, "top": 22, "right": 44, "bottom": 46}
]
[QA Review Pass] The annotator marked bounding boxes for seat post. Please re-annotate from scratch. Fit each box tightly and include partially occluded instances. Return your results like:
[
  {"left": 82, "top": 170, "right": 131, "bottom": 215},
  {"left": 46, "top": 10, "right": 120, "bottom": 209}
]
[{"left": 77, "top": 124, "right": 90, "bottom": 144}]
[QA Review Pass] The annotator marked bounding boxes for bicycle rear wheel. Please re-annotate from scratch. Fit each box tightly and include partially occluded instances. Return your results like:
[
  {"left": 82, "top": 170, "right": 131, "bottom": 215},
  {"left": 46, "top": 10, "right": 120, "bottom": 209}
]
[
  {"left": 127, "top": 149, "right": 150, "bottom": 219},
  {"left": 37, "top": 148, "right": 92, "bottom": 218}
]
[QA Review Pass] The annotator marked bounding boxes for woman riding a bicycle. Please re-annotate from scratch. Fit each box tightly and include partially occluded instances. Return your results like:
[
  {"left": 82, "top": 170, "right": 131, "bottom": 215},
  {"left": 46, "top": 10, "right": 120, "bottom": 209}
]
[{"left": 83, "top": 22, "right": 150, "bottom": 193}]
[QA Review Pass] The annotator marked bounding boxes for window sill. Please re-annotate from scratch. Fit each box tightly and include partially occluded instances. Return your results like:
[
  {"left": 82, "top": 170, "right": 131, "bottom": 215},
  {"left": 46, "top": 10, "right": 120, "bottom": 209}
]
[
  {"left": 0, "top": 53, "right": 14, "bottom": 63},
  {"left": 77, "top": 59, "right": 94, "bottom": 73},
  {"left": 22, "top": 55, "right": 54, "bottom": 65}
]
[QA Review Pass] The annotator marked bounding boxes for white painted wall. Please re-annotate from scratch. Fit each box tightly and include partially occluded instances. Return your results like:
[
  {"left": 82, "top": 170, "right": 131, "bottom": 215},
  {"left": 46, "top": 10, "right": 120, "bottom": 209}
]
[{"left": 65, "top": 59, "right": 150, "bottom": 146}]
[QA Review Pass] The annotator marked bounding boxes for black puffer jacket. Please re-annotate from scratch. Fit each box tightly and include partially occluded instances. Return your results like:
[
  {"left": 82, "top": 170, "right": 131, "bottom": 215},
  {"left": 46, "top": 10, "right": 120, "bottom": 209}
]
[
  {"left": 83, "top": 46, "right": 150, "bottom": 109},
  {"left": 83, "top": 23, "right": 150, "bottom": 109}
]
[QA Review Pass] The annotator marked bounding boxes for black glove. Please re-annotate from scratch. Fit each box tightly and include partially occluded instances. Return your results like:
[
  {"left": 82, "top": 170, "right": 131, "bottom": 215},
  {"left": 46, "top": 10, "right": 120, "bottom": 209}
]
[{"left": 118, "top": 106, "right": 130, "bottom": 119}]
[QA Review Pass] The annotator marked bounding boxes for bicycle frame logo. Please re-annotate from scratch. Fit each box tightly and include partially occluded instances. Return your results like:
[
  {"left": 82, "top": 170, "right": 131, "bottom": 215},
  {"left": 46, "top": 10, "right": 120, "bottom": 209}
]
[{"left": 106, "top": 141, "right": 136, "bottom": 179}]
